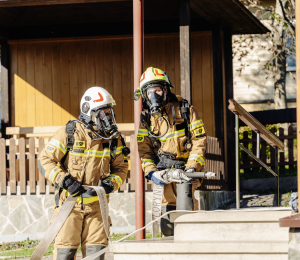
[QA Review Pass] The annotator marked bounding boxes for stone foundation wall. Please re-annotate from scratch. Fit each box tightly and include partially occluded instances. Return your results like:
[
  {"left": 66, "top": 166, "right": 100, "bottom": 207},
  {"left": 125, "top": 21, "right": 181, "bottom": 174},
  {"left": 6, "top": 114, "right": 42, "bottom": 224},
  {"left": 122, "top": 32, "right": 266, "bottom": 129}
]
[
  {"left": 0, "top": 193, "right": 153, "bottom": 243},
  {"left": 0, "top": 190, "right": 234, "bottom": 242}
]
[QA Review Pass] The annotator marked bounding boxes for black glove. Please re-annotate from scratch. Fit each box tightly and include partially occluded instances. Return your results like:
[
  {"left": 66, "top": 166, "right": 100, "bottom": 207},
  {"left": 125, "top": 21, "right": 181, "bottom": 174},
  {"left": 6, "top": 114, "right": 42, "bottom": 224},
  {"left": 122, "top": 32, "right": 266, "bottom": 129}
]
[
  {"left": 86, "top": 179, "right": 114, "bottom": 196},
  {"left": 102, "top": 179, "right": 114, "bottom": 194},
  {"left": 63, "top": 175, "right": 85, "bottom": 197}
]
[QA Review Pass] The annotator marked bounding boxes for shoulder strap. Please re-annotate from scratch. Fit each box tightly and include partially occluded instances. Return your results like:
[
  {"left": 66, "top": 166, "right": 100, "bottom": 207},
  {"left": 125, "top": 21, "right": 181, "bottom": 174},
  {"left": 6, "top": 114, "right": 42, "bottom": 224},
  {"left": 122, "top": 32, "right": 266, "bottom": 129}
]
[
  {"left": 180, "top": 99, "right": 192, "bottom": 150},
  {"left": 65, "top": 120, "right": 76, "bottom": 150},
  {"left": 110, "top": 138, "right": 118, "bottom": 159},
  {"left": 61, "top": 120, "right": 76, "bottom": 168}
]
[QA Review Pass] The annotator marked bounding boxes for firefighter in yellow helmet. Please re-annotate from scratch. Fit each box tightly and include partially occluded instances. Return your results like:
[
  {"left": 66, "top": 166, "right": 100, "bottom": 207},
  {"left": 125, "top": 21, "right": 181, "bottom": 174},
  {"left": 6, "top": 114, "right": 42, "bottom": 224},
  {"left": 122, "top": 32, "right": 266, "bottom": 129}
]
[
  {"left": 134, "top": 67, "right": 207, "bottom": 236},
  {"left": 38, "top": 87, "right": 129, "bottom": 260}
]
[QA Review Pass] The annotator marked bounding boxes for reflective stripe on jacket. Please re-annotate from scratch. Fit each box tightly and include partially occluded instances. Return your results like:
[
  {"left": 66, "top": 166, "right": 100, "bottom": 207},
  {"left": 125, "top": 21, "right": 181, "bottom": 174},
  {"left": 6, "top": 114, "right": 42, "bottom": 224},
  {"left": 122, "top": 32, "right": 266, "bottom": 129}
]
[
  {"left": 137, "top": 100, "right": 207, "bottom": 207},
  {"left": 38, "top": 122, "right": 128, "bottom": 205}
]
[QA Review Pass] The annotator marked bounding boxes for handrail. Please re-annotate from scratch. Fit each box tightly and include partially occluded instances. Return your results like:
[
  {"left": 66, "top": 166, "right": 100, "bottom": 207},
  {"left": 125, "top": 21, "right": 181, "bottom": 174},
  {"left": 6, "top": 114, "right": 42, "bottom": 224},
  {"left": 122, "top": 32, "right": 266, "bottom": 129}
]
[
  {"left": 228, "top": 99, "right": 284, "bottom": 152},
  {"left": 228, "top": 99, "right": 283, "bottom": 209}
]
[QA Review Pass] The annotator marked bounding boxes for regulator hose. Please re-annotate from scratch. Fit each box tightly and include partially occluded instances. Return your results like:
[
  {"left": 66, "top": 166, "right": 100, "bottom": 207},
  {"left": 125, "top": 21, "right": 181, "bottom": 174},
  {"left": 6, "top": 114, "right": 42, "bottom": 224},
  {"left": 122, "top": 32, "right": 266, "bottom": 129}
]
[
  {"left": 71, "top": 119, "right": 120, "bottom": 140},
  {"left": 147, "top": 116, "right": 169, "bottom": 139}
]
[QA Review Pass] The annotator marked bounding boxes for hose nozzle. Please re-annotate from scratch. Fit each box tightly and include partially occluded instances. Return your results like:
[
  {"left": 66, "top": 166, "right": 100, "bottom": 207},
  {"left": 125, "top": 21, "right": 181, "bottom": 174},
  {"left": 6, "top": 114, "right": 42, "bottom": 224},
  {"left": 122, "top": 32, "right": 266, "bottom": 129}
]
[{"left": 204, "top": 172, "right": 216, "bottom": 179}]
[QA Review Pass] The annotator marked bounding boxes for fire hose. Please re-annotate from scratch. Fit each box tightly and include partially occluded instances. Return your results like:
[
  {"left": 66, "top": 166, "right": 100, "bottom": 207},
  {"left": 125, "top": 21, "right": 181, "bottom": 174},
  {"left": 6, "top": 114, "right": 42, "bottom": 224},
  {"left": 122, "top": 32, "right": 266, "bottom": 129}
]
[
  {"left": 30, "top": 172, "right": 291, "bottom": 260},
  {"left": 30, "top": 171, "right": 215, "bottom": 260}
]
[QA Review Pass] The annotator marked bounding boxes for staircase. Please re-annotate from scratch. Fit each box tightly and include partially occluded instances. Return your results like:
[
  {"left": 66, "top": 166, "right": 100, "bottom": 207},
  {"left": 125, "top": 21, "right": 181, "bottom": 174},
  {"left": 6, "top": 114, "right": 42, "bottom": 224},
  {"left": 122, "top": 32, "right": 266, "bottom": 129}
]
[{"left": 110, "top": 208, "right": 291, "bottom": 260}]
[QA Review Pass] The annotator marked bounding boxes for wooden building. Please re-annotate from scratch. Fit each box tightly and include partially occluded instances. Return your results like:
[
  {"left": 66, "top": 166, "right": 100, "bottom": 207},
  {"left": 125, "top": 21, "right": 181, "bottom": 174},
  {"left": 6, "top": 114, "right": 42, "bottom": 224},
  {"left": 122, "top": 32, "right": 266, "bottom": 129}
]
[{"left": 0, "top": 0, "right": 269, "bottom": 190}]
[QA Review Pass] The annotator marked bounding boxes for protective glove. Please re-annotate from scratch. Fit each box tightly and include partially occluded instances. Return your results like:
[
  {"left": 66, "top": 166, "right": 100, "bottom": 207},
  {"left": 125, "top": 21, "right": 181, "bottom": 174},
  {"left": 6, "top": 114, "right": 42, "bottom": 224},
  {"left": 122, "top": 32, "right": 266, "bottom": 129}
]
[
  {"left": 289, "top": 192, "right": 298, "bottom": 213},
  {"left": 185, "top": 167, "right": 195, "bottom": 173},
  {"left": 169, "top": 168, "right": 191, "bottom": 182},
  {"left": 102, "top": 179, "right": 114, "bottom": 194},
  {"left": 147, "top": 170, "right": 171, "bottom": 185},
  {"left": 85, "top": 179, "right": 115, "bottom": 196},
  {"left": 62, "top": 175, "right": 86, "bottom": 197}
]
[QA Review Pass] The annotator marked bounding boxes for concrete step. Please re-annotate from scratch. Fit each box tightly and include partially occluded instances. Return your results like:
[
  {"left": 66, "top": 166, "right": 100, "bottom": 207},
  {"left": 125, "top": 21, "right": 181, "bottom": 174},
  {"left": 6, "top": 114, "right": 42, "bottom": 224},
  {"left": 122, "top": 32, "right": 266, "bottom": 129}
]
[
  {"left": 111, "top": 208, "right": 292, "bottom": 260},
  {"left": 111, "top": 238, "right": 288, "bottom": 260},
  {"left": 172, "top": 208, "right": 291, "bottom": 242}
]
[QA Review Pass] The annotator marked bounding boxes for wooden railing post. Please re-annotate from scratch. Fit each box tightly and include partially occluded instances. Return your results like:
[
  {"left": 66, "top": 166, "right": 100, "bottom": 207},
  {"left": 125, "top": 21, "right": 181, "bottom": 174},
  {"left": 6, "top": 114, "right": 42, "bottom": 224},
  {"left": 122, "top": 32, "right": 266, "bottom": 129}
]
[
  {"left": 38, "top": 138, "right": 46, "bottom": 193},
  {"left": 9, "top": 138, "right": 16, "bottom": 194},
  {"left": 242, "top": 131, "right": 249, "bottom": 179},
  {"left": 288, "top": 126, "right": 294, "bottom": 175},
  {"left": 19, "top": 138, "right": 26, "bottom": 194},
  {"left": 29, "top": 138, "right": 36, "bottom": 193},
  {"left": 252, "top": 131, "right": 259, "bottom": 177},
  {"left": 279, "top": 128, "right": 285, "bottom": 176},
  {"left": 261, "top": 139, "right": 267, "bottom": 178},
  {"left": 0, "top": 138, "right": 6, "bottom": 194},
  {"left": 235, "top": 115, "right": 240, "bottom": 209},
  {"left": 275, "top": 147, "right": 279, "bottom": 206}
]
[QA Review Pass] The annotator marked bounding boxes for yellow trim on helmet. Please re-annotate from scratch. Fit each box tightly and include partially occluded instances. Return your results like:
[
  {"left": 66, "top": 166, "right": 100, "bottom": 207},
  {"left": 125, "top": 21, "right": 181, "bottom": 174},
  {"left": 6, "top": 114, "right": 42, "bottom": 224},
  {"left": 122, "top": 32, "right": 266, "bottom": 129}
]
[{"left": 139, "top": 67, "right": 173, "bottom": 91}]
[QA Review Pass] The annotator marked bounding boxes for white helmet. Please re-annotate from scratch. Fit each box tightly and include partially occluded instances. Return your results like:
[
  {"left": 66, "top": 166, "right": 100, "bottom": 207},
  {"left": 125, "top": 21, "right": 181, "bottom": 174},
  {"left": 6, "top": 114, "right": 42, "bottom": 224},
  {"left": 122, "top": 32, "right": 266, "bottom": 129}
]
[
  {"left": 79, "top": 87, "right": 119, "bottom": 138},
  {"left": 80, "top": 86, "right": 116, "bottom": 118}
]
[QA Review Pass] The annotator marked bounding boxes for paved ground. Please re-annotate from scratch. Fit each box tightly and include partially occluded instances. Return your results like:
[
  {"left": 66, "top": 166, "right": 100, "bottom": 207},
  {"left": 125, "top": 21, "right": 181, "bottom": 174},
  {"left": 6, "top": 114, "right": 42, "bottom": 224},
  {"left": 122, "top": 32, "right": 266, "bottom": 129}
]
[{"left": 226, "top": 190, "right": 292, "bottom": 209}]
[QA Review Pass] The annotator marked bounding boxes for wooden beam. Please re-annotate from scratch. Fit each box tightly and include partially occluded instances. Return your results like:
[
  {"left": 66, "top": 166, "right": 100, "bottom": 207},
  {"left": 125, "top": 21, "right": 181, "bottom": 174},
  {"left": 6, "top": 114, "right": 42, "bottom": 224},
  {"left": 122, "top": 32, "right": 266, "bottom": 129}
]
[
  {"left": 0, "top": 24, "right": 10, "bottom": 39},
  {"left": 0, "top": 40, "right": 10, "bottom": 138},
  {"left": 212, "top": 24, "right": 224, "bottom": 140},
  {"left": 179, "top": 0, "right": 192, "bottom": 103},
  {"left": 190, "top": 0, "right": 214, "bottom": 23},
  {"left": 0, "top": 0, "right": 131, "bottom": 7},
  {"left": 223, "top": 29, "right": 235, "bottom": 191}
]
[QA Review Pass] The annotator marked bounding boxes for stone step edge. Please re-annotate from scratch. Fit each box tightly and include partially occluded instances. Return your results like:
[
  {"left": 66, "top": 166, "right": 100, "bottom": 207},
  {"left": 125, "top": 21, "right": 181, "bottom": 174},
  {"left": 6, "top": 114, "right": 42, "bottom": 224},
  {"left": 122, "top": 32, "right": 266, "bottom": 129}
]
[
  {"left": 110, "top": 241, "right": 288, "bottom": 254},
  {"left": 171, "top": 209, "right": 292, "bottom": 223}
]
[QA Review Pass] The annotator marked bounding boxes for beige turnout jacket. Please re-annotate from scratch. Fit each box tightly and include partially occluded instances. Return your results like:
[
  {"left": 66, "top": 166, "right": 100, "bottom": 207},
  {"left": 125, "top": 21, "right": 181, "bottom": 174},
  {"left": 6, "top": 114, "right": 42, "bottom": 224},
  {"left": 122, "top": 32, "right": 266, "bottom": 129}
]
[
  {"left": 137, "top": 99, "right": 207, "bottom": 207},
  {"left": 38, "top": 121, "right": 128, "bottom": 205}
]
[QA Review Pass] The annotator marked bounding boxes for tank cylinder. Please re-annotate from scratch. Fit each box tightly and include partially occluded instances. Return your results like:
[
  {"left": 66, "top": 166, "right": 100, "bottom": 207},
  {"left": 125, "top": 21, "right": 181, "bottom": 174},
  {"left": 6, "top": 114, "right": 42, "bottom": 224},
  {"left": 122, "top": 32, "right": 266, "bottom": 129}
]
[{"left": 176, "top": 182, "right": 193, "bottom": 210}]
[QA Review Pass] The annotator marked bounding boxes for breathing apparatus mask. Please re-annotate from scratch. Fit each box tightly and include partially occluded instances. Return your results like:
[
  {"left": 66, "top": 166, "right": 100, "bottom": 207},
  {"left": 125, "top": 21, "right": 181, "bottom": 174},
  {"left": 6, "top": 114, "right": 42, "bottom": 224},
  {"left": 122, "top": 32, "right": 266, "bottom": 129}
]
[
  {"left": 91, "top": 107, "right": 120, "bottom": 139},
  {"left": 144, "top": 84, "right": 167, "bottom": 117},
  {"left": 134, "top": 67, "right": 176, "bottom": 139}
]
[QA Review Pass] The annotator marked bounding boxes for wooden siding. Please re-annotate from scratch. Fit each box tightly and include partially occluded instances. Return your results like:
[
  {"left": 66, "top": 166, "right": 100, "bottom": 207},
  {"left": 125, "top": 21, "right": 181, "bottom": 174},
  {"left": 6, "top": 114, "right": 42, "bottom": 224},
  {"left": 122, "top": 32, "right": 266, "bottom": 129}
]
[{"left": 9, "top": 32, "right": 215, "bottom": 136}]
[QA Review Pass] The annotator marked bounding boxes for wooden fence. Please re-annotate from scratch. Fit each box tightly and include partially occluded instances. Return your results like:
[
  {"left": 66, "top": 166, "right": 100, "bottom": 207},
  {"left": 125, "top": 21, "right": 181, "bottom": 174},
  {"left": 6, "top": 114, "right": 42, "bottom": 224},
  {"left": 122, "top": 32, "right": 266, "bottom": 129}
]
[
  {"left": 0, "top": 136, "right": 225, "bottom": 195},
  {"left": 240, "top": 126, "right": 297, "bottom": 178}
]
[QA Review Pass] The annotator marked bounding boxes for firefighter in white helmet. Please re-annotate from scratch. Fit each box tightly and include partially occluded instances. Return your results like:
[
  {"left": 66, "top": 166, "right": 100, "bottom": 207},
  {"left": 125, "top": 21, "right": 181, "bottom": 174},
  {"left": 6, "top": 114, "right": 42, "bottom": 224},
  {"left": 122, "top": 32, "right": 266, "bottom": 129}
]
[
  {"left": 38, "top": 87, "right": 129, "bottom": 260},
  {"left": 134, "top": 67, "right": 207, "bottom": 236}
]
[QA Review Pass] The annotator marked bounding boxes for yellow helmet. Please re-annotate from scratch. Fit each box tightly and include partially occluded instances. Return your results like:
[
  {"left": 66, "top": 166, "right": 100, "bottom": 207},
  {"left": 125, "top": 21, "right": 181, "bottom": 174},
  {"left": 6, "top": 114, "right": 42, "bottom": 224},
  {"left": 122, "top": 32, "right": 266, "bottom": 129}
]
[
  {"left": 140, "top": 67, "right": 173, "bottom": 89},
  {"left": 134, "top": 67, "right": 174, "bottom": 102}
]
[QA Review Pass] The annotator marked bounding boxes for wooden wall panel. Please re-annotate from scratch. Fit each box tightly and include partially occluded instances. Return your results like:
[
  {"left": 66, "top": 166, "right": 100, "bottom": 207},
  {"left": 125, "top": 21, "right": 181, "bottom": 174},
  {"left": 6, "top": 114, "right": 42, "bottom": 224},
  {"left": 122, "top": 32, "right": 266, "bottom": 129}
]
[
  {"left": 121, "top": 39, "right": 133, "bottom": 123},
  {"left": 69, "top": 42, "right": 79, "bottom": 120},
  {"left": 52, "top": 42, "right": 62, "bottom": 126},
  {"left": 43, "top": 43, "right": 53, "bottom": 125},
  {"left": 17, "top": 44, "right": 27, "bottom": 127},
  {"left": 199, "top": 34, "right": 214, "bottom": 137},
  {"left": 113, "top": 40, "right": 122, "bottom": 122},
  {"left": 35, "top": 44, "right": 45, "bottom": 126},
  {"left": 78, "top": 41, "right": 87, "bottom": 112},
  {"left": 60, "top": 42, "right": 71, "bottom": 123},
  {"left": 9, "top": 33, "right": 214, "bottom": 134},
  {"left": 9, "top": 44, "right": 17, "bottom": 127}
]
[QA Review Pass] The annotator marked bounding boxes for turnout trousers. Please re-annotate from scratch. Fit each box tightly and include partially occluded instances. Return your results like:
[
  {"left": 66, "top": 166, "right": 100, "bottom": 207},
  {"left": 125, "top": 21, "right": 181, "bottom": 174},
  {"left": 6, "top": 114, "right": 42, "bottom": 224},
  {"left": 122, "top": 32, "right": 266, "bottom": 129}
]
[{"left": 51, "top": 201, "right": 110, "bottom": 260}]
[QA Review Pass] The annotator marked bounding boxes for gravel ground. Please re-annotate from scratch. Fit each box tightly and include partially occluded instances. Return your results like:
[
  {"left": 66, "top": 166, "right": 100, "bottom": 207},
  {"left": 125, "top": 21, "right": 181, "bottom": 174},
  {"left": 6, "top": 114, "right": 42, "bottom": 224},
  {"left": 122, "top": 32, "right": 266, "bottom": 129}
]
[{"left": 226, "top": 190, "right": 292, "bottom": 209}]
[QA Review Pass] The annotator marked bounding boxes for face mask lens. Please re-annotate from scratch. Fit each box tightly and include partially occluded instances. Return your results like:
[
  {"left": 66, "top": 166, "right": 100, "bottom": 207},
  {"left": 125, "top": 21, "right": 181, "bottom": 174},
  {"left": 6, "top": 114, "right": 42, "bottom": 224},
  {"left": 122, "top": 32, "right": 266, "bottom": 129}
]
[
  {"left": 147, "top": 86, "right": 164, "bottom": 98},
  {"left": 146, "top": 85, "right": 164, "bottom": 116},
  {"left": 93, "top": 108, "right": 120, "bottom": 138}
]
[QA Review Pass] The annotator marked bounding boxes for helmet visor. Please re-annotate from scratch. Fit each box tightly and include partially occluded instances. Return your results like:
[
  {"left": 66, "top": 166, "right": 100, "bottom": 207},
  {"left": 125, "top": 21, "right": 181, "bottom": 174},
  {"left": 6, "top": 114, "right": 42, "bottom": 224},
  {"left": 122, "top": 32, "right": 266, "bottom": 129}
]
[
  {"left": 146, "top": 85, "right": 164, "bottom": 98},
  {"left": 143, "top": 84, "right": 166, "bottom": 106},
  {"left": 94, "top": 107, "right": 119, "bottom": 137}
]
